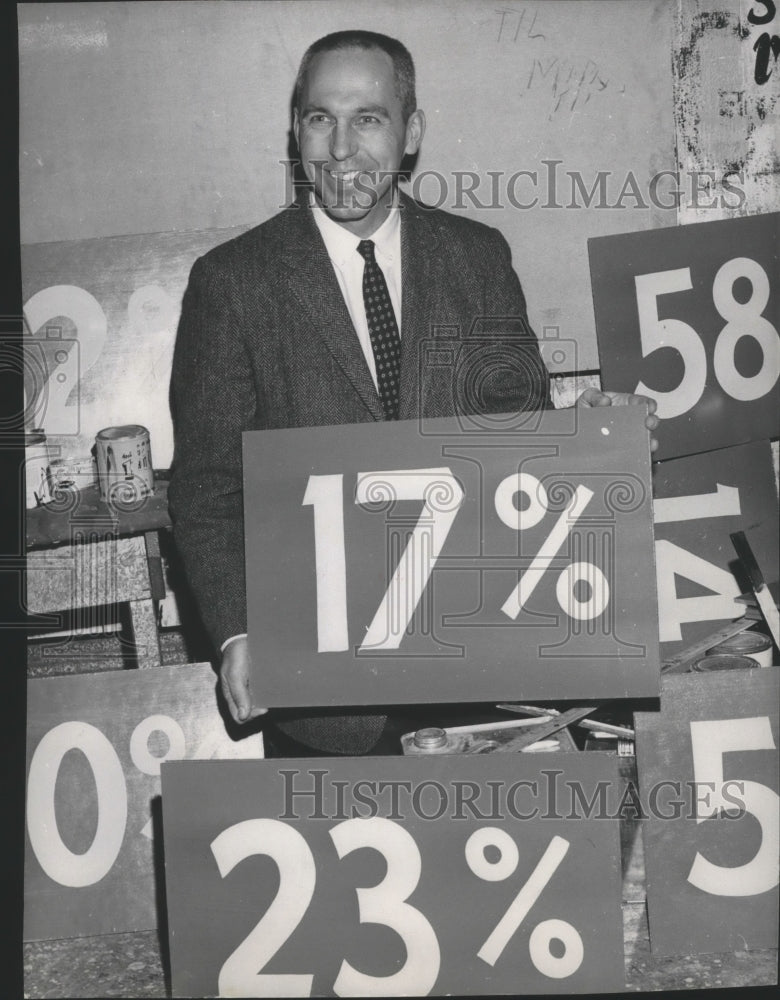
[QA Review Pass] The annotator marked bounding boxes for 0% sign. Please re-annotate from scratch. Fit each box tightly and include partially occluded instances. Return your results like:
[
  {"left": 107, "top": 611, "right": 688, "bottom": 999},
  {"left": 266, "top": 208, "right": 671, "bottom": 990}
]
[
  {"left": 24, "top": 665, "right": 262, "bottom": 941},
  {"left": 26, "top": 713, "right": 259, "bottom": 888},
  {"left": 162, "top": 756, "right": 626, "bottom": 996}
]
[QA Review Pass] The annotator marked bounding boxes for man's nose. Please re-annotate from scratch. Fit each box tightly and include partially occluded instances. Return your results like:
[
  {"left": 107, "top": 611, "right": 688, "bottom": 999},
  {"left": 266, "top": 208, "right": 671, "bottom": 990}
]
[{"left": 329, "top": 122, "right": 357, "bottom": 161}]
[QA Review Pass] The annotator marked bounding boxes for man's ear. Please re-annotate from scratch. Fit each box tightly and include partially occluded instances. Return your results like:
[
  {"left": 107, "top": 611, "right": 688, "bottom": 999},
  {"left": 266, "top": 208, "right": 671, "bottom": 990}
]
[
  {"left": 293, "top": 108, "right": 300, "bottom": 148},
  {"left": 405, "top": 109, "right": 426, "bottom": 156}
]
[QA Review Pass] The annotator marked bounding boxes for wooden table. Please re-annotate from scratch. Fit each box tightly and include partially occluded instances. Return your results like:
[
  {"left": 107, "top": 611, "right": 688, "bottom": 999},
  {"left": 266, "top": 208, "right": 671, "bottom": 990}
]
[{"left": 26, "top": 480, "right": 171, "bottom": 669}]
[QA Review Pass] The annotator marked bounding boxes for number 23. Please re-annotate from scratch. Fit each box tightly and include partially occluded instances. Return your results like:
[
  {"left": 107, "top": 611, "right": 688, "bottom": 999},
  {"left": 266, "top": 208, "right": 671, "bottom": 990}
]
[{"left": 210, "top": 816, "right": 441, "bottom": 997}]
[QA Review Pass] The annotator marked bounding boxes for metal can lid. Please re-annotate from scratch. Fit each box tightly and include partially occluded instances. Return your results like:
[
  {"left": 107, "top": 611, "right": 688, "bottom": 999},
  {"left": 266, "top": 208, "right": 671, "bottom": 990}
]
[
  {"left": 708, "top": 631, "right": 772, "bottom": 655},
  {"left": 96, "top": 425, "right": 149, "bottom": 441},
  {"left": 692, "top": 653, "right": 758, "bottom": 672},
  {"left": 25, "top": 430, "right": 46, "bottom": 445},
  {"left": 413, "top": 727, "right": 448, "bottom": 749}
]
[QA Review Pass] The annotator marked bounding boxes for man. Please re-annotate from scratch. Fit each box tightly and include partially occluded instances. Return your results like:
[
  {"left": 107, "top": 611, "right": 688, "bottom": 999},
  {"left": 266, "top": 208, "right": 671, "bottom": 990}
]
[{"left": 169, "top": 30, "right": 657, "bottom": 756}]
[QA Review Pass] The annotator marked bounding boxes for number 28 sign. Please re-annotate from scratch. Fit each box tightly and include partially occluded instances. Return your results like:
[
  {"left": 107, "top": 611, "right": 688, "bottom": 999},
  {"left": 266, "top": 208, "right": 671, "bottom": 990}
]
[
  {"left": 243, "top": 406, "right": 659, "bottom": 706},
  {"left": 590, "top": 211, "right": 779, "bottom": 461}
]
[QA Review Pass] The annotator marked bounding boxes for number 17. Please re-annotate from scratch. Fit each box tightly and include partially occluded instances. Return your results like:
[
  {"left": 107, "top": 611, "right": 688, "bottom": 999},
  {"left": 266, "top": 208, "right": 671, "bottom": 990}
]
[{"left": 303, "top": 468, "right": 464, "bottom": 654}]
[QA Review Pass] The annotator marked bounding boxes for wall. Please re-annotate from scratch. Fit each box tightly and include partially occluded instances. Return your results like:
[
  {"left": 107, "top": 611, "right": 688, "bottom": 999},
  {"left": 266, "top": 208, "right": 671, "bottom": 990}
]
[{"left": 19, "top": 1, "right": 777, "bottom": 459}]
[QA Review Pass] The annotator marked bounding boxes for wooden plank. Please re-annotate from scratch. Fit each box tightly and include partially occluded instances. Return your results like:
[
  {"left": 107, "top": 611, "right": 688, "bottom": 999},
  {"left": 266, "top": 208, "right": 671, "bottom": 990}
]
[{"left": 27, "top": 535, "right": 151, "bottom": 614}]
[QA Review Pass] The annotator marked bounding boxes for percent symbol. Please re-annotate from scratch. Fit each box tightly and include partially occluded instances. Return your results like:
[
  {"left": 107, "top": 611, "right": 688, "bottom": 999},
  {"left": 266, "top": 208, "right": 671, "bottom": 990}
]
[
  {"left": 465, "top": 828, "right": 583, "bottom": 979},
  {"left": 130, "top": 714, "right": 262, "bottom": 838},
  {"left": 495, "top": 474, "right": 609, "bottom": 622}
]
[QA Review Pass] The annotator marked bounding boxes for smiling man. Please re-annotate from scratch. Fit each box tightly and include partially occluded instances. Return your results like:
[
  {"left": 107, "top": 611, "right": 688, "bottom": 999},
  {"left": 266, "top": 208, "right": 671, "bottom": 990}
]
[
  {"left": 169, "top": 30, "right": 656, "bottom": 757},
  {"left": 294, "top": 39, "right": 425, "bottom": 234}
]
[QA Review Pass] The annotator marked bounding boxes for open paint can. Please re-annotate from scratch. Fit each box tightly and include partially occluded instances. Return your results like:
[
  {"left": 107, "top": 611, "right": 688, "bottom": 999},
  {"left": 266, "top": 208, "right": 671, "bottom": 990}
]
[
  {"left": 707, "top": 630, "right": 774, "bottom": 667},
  {"left": 691, "top": 653, "right": 758, "bottom": 672},
  {"left": 95, "top": 425, "right": 154, "bottom": 504}
]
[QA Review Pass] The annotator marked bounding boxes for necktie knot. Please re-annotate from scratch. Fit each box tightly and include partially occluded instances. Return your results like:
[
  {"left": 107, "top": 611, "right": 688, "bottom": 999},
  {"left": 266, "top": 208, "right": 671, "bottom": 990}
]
[{"left": 356, "top": 239, "right": 376, "bottom": 263}]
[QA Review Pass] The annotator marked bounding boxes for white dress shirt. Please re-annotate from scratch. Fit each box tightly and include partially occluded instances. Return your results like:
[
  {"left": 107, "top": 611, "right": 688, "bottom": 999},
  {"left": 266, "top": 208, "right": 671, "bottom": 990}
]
[{"left": 310, "top": 198, "right": 402, "bottom": 389}]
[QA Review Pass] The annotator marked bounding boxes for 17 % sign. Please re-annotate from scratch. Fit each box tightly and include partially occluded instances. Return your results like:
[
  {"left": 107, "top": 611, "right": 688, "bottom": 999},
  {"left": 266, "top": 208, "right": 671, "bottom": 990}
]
[
  {"left": 161, "top": 755, "right": 626, "bottom": 996},
  {"left": 244, "top": 406, "right": 660, "bottom": 706}
]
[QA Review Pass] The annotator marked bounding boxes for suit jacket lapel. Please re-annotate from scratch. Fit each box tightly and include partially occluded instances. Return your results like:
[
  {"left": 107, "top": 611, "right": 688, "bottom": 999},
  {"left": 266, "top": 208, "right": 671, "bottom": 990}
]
[
  {"left": 399, "top": 192, "right": 441, "bottom": 420},
  {"left": 277, "top": 199, "right": 385, "bottom": 420}
]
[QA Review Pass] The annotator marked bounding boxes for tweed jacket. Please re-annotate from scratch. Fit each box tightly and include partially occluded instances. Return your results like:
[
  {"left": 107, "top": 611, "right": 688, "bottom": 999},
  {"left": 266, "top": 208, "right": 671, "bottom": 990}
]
[{"left": 169, "top": 191, "right": 551, "bottom": 752}]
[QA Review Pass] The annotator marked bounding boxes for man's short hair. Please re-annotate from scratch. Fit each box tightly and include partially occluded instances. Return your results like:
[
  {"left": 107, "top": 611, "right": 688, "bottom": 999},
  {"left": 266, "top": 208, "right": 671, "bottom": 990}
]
[{"left": 295, "top": 30, "right": 417, "bottom": 120}]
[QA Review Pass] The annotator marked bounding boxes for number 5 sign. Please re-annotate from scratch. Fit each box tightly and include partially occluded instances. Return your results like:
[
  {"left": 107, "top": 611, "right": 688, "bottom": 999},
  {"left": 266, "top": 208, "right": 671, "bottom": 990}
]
[
  {"left": 243, "top": 406, "right": 660, "bottom": 707},
  {"left": 590, "top": 212, "right": 779, "bottom": 461},
  {"left": 635, "top": 669, "right": 779, "bottom": 956}
]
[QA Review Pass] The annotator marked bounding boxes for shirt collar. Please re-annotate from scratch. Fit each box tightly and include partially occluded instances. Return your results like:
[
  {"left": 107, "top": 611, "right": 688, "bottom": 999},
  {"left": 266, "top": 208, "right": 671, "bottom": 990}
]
[{"left": 310, "top": 192, "right": 400, "bottom": 267}]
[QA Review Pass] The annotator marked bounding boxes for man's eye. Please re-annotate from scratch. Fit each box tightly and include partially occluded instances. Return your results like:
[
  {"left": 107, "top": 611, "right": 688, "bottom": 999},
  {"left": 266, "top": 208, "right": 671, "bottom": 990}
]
[
  {"left": 307, "top": 115, "right": 331, "bottom": 125},
  {"left": 357, "top": 115, "right": 380, "bottom": 125}
]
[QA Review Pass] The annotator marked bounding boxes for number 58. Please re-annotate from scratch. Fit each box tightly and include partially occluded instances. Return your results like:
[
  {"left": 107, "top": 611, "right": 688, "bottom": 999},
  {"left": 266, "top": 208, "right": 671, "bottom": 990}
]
[{"left": 634, "top": 257, "right": 779, "bottom": 420}]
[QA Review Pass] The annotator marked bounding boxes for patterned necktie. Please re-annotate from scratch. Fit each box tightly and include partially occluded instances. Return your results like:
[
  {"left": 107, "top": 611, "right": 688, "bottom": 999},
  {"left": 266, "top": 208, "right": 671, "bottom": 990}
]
[{"left": 357, "top": 239, "right": 401, "bottom": 420}]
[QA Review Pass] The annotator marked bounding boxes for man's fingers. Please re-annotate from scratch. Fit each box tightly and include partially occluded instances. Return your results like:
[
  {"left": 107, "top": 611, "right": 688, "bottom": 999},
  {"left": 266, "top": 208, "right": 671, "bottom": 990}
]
[
  {"left": 220, "top": 672, "right": 242, "bottom": 722},
  {"left": 576, "top": 387, "right": 611, "bottom": 407},
  {"left": 220, "top": 638, "right": 269, "bottom": 724}
]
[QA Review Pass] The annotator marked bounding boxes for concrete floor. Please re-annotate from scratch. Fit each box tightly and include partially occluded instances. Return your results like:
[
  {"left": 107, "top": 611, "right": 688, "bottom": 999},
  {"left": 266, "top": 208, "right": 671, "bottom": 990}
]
[
  {"left": 24, "top": 631, "right": 779, "bottom": 997},
  {"left": 22, "top": 901, "right": 779, "bottom": 997}
]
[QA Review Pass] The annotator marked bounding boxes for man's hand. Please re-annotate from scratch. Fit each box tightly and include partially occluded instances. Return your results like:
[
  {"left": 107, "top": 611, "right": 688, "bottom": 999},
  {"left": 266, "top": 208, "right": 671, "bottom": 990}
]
[
  {"left": 220, "top": 636, "right": 268, "bottom": 723},
  {"left": 576, "top": 388, "right": 660, "bottom": 453}
]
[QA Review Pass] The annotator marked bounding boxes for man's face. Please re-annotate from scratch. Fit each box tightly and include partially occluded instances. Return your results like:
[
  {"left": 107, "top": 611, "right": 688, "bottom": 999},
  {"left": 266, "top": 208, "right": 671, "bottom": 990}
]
[{"left": 294, "top": 46, "right": 424, "bottom": 236}]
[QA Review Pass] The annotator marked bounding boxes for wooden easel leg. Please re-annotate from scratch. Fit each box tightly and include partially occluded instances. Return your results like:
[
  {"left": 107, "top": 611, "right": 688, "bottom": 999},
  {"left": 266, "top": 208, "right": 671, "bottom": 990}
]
[{"left": 128, "top": 597, "right": 161, "bottom": 669}]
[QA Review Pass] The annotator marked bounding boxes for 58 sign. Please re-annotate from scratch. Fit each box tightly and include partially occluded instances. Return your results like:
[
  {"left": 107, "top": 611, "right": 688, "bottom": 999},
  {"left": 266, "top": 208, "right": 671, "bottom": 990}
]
[{"left": 590, "top": 212, "right": 779, "bottom": 461}]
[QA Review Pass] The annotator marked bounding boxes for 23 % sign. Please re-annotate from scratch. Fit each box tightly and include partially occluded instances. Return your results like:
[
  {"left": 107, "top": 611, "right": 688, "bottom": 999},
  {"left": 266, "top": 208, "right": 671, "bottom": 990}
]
[{"left": 211, "top": 819, "right": 586, "bottom": 996}]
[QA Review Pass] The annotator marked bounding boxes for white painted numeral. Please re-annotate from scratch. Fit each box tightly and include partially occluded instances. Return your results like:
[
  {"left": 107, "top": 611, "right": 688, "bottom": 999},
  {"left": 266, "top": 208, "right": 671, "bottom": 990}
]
[
  {"left": 633, "top": 258, "right": 778, "bottom": 420},
  {"left": 712, "top": 257, "right": 779, "bottom": 402},
  {"left": 23, "top": 285, "right": 108, "bottom": 434},
  {"left": 211, "top": 819, "right": 316, "bottom": 998},
  {"left": 26, "top": 721, "right": 127, "bottom": 887},
  {"left": 305, "top": 468, "right": 463, "bottom": 653},
  {"left": 653, "top": 484, "right": 741, "bottom": 524},
  {"left": 356, "top": 469, "right": 463, "bottom": 650},
  {"left": 634, "top": 268, "right": 705, "bottom": 420},
  {"left": 330, "top": 817, "right": 441, "bottom": 996},
  {"left": 654, "top": 539, "right": 743, "bottom": 642},
  {"left": 303, "top": 475, "right": 348, "bottom": 652},
  {"left": 688, "top": 717, "right": 779, "bottom": 896}
]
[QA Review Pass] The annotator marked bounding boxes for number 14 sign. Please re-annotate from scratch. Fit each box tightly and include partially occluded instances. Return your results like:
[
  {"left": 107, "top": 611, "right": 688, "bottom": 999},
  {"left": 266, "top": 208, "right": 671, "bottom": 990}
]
[{"left": 243, "top": 406, "right": 659, "bottom": 706}]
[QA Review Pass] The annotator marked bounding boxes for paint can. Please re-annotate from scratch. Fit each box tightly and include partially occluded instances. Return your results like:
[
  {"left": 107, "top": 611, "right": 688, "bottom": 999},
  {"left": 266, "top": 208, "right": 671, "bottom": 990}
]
[
  {"left": 95, "top": 425, "right": 154, "bottom": 504},
  {"left": 25, "top": 429, "right": 52, "bottom": 508},
  {"left": 691, "top": 653, "right": 758, "bottom": 672},
  {"left": 707, "top": 630, "right": 774, "bottom": 668}
]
